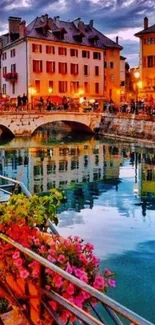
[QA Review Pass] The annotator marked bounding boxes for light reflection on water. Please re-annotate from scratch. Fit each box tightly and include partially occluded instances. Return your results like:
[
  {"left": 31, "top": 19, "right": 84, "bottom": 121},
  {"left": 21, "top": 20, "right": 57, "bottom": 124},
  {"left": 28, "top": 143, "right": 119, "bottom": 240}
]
[{"left": 1, "top": 133, "right": 155, "bottom": 322}]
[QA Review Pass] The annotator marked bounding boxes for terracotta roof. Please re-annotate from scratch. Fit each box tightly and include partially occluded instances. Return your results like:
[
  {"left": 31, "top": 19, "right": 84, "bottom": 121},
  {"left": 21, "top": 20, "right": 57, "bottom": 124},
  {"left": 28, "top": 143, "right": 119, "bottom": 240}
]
[
  {"left": 26, "top": 15, "right": 122, "bottom": 50},
  {"left": 135, "top": 24, "right": 155, "bottom": 37}
]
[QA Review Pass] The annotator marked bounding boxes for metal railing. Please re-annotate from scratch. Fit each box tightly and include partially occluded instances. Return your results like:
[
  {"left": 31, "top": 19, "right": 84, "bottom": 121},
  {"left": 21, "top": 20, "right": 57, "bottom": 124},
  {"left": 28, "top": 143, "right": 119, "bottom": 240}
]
[{"left": 0, "top": 233, "right": 153, "bottom": 325}]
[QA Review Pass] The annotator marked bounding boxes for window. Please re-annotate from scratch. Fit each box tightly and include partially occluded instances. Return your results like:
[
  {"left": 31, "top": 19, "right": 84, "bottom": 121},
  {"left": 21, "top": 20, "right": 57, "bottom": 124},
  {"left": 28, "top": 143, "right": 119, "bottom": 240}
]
[
  {"left": 147, "top": 38, "right": 154, "bottom": 44},
  {"left": 32, "top": 44, "right": 42, "bottom": 53},
  {"left": 49, "top": 80, "right": 53, "bottom": 90},
  {"left": 58, "top": 47, "right": 67, "bottom": 55},
  {"left": 70, "top": 81, "right": 79, "bottom": 93},
  {"left": 70, "top": 49, "right": 78, "bottom": 57},
  {"left": 59, "top": 81, "right": 67, "bottom": 93},
  {"left": 33, "top": 60, "right": 43, "bottom": 73},
  {"left": 110, "top": 74, "right": 114, "bottom": 81},
  {"left": 93, "top": 52, "right": 101, "bottom": 60},
  {"left": 3, "top": 84, "right": 6, "bottom": 94},
  {"left": 110, "top": 62, "right": 114, "bottom": 68},
  {"left": 147, "top": 56, "right": 154, "bottom": 68},
  {"left": 10, "top": 49, "right": 16, "bottom": 57},
  {"left": 46, "top": 45, "right": 55, "bottom": 54},
  {"left": 35, "top": 80, "right": 40, "bottom": 93},
  {"left": 46, "top": 61, "right": 55, "bottom": 73},
  {"left": 2, "top": 52, "right": 7, "bottom": 60},
  {"left": 71, "top": 160, "right": 79, "bottom": 170},
  {"left": 84, "top": 82, "right": 89, "bottom": 93},
  {"left": 95, "top": 82, "right": 99, "bottom": 94},
  {"left": 12, "top": 82, "right": 15, "bottom": 94},
  {"left": 82, "top": 50, "right": 90, "bottom": 59},
  {"left": 58, "top": 62, "right": 67, "bottom": 74},
  {"left": 59, "top": 161, "right": 68, "bottom": 171},
  {"left": 3, "top": 67, "right": 7, "bottom": 76},
  {"left": 71, "top": 63, "right": 78, "bottom": 75},
  {"left": 104, "top": 61, "right": 107, "bottom": 68},
  {"left": 11, "top": 64, "right": 16, "bottom": 73},
  {"left": 95, "top": 66, "right": 99, "bottom": 76},
  {"left": 47, "top": 163, "right": 56, "bottom": 174},
  {"left": 84, "top": 65, "right": 89, "bottom": 76}
]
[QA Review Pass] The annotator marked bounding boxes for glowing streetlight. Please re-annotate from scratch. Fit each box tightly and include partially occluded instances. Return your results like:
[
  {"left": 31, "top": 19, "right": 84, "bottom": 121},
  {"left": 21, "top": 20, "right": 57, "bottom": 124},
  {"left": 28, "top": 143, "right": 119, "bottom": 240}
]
[
  {"left": 134, "top": 71, "right": 140, "bottom": 79},
  {"left": 48, "top": 87, "right": 53, "bottom": 95},
  {"left": 134, "top": 71, "right": 140, "bottom": 101},
  {"left": 29, "top": 87, "right": 36, "bottom": 110}
]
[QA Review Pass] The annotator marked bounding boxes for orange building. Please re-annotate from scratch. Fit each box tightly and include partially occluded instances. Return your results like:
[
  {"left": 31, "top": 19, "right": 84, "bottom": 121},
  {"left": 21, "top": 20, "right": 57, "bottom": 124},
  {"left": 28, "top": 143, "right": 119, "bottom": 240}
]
[
  {"left": 104, "top": 36, "right": 122, "bottom": 103},
  {"left": 135, "top": 17, "right": 155, "bottom": 99}
]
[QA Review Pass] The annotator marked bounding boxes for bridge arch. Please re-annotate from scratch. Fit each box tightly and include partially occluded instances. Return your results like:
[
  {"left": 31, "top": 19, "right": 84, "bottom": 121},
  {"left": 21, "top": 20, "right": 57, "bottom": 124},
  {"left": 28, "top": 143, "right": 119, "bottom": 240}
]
[
  {"left": 0, "top": 125, "right": 14, "bottom": 138},
  {"left": 31, "top": 120, "right": 93, "bottom": 135}
]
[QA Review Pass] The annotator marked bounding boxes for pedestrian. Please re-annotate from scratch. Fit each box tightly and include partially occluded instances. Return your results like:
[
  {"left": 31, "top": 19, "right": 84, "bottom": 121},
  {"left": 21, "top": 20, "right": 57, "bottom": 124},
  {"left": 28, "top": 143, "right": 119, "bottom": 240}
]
[
  {"left": 22, "top": 93, "right": 28, "bottom": 106},
  {"left": 17, "top": 95, "right": 22, "bottom": 109}
]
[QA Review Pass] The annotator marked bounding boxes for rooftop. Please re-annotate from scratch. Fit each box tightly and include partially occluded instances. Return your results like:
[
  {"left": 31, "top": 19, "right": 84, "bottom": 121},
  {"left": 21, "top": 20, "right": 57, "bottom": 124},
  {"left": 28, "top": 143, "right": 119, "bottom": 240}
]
[
  {"left": 1, "top": 14, "right": 123, "bottom": 50},
  {"left": 135, "top": 24, "right": 155, "bottom": 37}
]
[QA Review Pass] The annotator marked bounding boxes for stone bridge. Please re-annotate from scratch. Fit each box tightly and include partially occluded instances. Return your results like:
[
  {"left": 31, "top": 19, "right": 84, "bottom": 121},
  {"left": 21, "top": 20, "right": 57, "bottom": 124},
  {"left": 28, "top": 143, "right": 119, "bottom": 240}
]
[{"left": 0, "top": 112, "right": 102, "bottom": 136}]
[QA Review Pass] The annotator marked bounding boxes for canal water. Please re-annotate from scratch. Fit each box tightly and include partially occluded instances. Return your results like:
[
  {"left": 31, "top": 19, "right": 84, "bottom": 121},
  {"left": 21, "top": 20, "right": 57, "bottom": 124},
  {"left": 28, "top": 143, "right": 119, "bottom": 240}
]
[{"left": 0, "top": 131, "right": 155, "bottom": 322}]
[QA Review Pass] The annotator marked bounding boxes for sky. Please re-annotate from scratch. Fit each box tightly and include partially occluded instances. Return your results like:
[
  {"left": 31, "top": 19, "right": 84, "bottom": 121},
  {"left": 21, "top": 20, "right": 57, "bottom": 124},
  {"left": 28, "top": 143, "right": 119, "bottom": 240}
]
[{"left": 0, "top": 0, "right": 155, "bottom": 67}]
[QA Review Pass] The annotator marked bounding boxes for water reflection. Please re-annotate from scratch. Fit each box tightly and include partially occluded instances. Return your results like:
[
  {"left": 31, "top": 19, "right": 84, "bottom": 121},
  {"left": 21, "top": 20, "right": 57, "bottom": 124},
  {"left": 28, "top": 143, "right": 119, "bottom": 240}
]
[{"left": 1, "top": 137, "right": 155, "bottom": 215}]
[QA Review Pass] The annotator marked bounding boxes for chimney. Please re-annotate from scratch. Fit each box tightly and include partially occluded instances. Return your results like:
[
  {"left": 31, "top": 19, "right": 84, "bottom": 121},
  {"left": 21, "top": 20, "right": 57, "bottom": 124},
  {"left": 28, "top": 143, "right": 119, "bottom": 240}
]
[
  {"left": 54, "top": 16, "right": 60, "bottom": 27},
  {"left": 89, "top": 19, "right": 94, "bottom": 29},
  {"left": 19, "top": 20, "right": 26, "bottom": 38},
  {"left": 116, "top": 36, "right": 119, "bottom": 44},
  {"left": 144, "top": 17, "right": 148, "bottom": 29},
  {"left": 73, "top": 18, "right": 81, "bottom": 29},
  {"left": 8, "top": 16, "right": 21, "bottom": 34}
]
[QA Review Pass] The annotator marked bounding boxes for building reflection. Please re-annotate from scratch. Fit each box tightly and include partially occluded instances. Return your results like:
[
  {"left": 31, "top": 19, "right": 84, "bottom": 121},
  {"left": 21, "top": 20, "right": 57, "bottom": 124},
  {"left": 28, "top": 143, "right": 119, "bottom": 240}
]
[{"left": 1, "top": 140, "right": 155, "bottom": 216}]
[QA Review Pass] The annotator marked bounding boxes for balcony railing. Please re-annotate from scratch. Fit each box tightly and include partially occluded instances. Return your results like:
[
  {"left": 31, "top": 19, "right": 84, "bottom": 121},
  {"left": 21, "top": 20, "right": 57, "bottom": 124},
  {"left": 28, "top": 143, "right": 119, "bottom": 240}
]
[
  {"left": 0, "top": 233, "right": 153, "bottom": 325},
  {"left": 3, "top": 72, "right": 18, "bottom": 82}
]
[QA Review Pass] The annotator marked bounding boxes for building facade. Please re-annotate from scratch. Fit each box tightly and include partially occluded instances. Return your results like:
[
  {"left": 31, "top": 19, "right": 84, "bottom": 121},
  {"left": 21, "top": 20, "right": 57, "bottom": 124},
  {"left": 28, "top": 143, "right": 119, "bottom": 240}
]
[
  {"left": 0, "top": 15, "right": 122, "bottom": 103},
  {"left": 135, "top": 17, "right": 155, "bottom": 99}
]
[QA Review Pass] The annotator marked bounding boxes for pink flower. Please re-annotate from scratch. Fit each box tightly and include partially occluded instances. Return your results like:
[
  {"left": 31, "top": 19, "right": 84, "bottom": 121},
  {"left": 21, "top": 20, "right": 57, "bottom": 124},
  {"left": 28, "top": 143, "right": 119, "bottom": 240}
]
[
  {"left": 80, "top": 273, "right": 88, "bottom": 283},
  {"left": 49, "top": 248, "right": 55, "bottom": 255},
  {"left": 12, "top": 251, "right": 20, "bottom": 259},
  {"left": 85, "top": 243, "right": 94, "bottom": 252},
  {"left": 54, "top": 276, "right": 63, "bottom": 288},
  {"left": 104, "top": 268, "right": 113, "bottom": 276},
  {"left": 92, "top": 255, "right": 100, "bottom": 266},
  {"left": 19, "top": 269, "right": 30, "bottom": 279},
  {"left": 74, "top": 268, "right": 83, "bottom": 278},
  {"left": 82, "top": 291, "right": 90, "bottom": 300},
  {"left": 39, "top": 245, "right": 46, "bottom": 253},
  {"left": 66, "top": 283, "right": 75, "bottom": 295},
  {"left": 14, "top": 258, "right": 23, "bottom": 267},
  {"left": 79, "top": 254, "right": 88, "bottom": 264},
  {"left": 66, "top": 262, "right": 73, "bottom": 274},
  {"left": 93, "top": 274, "right": 105, "bottom": 289},
  {"left": 57, "top": 254, "right": 65, "bottom": 264},
  {"left": 48, "top": 255, "right": 56, "bottom": 263},
  {"left": 73, "top": 298, "right": 82, "bottom": 308},
  {"left": 108, "top": 279, "right": 116, "bottom": 287}
]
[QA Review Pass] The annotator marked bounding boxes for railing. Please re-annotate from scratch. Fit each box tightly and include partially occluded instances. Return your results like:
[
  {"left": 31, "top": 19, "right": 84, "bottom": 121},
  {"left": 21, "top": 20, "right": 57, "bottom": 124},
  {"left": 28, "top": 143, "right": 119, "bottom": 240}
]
[{"left": 0, "top": 233, "right": 153, "bottom": 325}]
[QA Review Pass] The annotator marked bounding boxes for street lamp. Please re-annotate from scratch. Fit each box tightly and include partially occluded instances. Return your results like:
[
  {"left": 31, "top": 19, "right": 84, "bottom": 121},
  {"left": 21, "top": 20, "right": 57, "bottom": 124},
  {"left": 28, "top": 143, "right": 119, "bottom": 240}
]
[
  {"left": 134, "top": 71, "right": 140, "bottom": 102},
  {"left": 29, "top": 87, "right": 36, "bottom": 110},
  {"left": 48, "top": 87, "right": 53, "bottom": 95}
]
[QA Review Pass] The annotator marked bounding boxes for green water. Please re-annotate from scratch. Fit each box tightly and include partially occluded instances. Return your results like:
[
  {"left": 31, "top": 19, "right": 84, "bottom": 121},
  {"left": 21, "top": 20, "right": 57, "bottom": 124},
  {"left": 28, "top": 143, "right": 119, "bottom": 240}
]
[{"left": 1, "top": 133, "right": 155, "bottom": 322}]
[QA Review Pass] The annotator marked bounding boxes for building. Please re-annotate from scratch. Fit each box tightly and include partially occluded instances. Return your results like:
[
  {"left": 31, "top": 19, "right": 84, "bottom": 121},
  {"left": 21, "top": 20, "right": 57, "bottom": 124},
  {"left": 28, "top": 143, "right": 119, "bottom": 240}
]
[
  {"left": 120, "top": 55, "right": 126, "bottom": 101},
  {"left": 135, "top": 17, "right": 155, "bottom": 99},
  {"left": 104, "top": 36, "right": 123, "bottom": 103},
  {"left": 0, "top": 15, "right": 122, "bottom": 103}
]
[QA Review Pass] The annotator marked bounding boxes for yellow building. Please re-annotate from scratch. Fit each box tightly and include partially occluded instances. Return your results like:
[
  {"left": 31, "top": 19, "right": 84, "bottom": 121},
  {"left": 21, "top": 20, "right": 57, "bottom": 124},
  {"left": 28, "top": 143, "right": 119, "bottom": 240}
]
[
  {"left": 104, "top": 36, "right": 123, "bottom": 104},
  {"left": 135, "top": 17, "right": 155, "bottom": 99}
]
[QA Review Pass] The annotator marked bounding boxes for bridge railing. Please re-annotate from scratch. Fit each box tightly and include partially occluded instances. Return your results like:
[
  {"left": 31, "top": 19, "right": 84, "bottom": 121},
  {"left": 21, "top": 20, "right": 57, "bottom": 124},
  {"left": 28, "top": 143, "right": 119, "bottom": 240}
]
[
  {"left": 0, "top": 233, "right": 153, "bottom": 325},
  {"left": 0, "top": 103, "right": 101, "bottom": 114}
]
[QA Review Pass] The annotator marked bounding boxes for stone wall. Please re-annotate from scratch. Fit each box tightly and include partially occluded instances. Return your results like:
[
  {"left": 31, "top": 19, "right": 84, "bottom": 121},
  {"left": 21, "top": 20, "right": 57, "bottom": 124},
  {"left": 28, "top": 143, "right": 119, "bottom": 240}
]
[{"left": 99, "top": 115, "right": 155, "bottom": 142}]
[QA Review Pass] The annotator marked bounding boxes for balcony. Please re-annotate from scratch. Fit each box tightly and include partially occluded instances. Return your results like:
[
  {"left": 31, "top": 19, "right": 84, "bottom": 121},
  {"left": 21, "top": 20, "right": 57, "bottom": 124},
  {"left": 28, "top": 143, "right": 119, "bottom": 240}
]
[{"left": 3, "top": 72, "right": 18, "bottom": 82}]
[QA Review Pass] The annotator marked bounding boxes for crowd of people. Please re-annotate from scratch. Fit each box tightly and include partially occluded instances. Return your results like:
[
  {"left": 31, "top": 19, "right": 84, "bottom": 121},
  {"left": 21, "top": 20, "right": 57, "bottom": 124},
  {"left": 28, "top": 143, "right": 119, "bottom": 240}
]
[{"left": 103, "top": 97, "right": 155, "bottom": 115}]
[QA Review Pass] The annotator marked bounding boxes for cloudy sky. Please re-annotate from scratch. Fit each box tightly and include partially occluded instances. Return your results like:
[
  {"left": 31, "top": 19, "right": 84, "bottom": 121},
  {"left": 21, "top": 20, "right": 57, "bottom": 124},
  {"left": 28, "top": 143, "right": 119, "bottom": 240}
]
[{"left": 0, "top": 0, "right": 155, "bottom": 66}]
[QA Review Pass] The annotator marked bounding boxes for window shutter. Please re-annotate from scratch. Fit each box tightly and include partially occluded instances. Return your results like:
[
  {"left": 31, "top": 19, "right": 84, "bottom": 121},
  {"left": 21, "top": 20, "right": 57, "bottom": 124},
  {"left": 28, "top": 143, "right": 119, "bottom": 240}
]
[
  {"left": 154, "top": 56, "right": 155, "bottom": 67},
  {"left": 40, "top": 45, "right": 42, "bottom": 53},
  {"left": 40, "top": 61, "right": 43, "bottom": 72},
  {"left": 53, "top": 62, "right": 55, "bottom": 72}
]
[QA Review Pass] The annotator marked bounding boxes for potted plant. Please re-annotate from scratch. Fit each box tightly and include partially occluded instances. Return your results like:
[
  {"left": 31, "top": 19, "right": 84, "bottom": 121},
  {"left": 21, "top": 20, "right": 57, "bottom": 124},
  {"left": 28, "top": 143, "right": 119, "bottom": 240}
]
[{"left": 0, "top": 191, "right": 115, "bottom": 324}]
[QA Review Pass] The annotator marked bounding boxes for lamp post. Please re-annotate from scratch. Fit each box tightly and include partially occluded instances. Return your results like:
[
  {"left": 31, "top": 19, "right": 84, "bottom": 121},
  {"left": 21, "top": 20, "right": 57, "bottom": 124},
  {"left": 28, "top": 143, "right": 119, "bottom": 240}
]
[
  {"left": 48, "top": 87, "right": 53, "bottom": 96},
  {"left": 29, "top": 87, "right": 36, "bottom": 111},
  {"left": 134, "top": 71, "right": 140, "bottom": 102}
]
